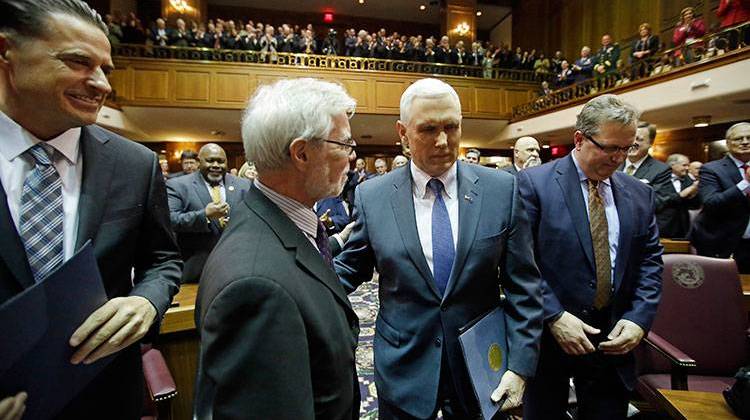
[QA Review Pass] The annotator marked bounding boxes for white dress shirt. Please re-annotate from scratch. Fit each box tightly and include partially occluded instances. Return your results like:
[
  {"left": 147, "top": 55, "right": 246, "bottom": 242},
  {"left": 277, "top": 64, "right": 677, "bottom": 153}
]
[
  {"left": 671, "top": 174, "right": 683, "bottom": 193},
  {"left": 623, "top": 154, "right": 648, "bottom": 175},
  {"left": 410, "top": 162, "right": 459, "bottom": 276},
  {"left": 572, "top": 152, "right": 620, "bottom": 279},
  {"left": 0, "top": 111, "right": 82, "bottom": 261},
  {"left": 728, "top": 154, "right": 750, "bottom": 239}
]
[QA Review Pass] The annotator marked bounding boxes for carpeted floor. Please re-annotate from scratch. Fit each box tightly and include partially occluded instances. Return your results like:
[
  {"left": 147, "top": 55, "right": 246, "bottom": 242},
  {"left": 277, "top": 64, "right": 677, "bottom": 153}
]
[{"left": 352, "top": 275, "right": 380, "bottom": 419}]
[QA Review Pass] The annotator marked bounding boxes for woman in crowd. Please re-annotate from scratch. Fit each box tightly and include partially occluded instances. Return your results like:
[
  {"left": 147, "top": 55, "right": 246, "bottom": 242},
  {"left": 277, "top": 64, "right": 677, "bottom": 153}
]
[
  {"left": 672, "top": 6, "right": 706, "bottom": 64},
  {"left": 632, "top": 22, "right": 660, "bottom": 78}
]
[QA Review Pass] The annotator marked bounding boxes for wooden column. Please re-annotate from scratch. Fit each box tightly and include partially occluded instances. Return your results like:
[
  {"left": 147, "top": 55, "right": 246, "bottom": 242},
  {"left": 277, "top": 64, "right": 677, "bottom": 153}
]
[
  {"left": 442, "top": 0, "right": 477, "bottom": 46},
  {"left": 161, "top": 0, "right": 205, "bottom": 26}
]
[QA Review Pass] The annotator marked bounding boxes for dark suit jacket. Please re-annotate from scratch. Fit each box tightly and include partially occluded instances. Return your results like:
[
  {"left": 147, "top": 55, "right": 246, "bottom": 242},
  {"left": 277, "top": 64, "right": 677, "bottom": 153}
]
[
  {"left": 0, "top": 125, "right": 181, "bottom": 417},
  {"left": 620, "top": 155, "right": 674, "bottom": 212},
  {"left": 517, "top": 154, "right": 663, "bottom": 388},
  {"left": 195, "top": 186, "right": 359, "bottom": 420},
  {"left": 501, "top": 164, "right": 519, "bottom": 176},
  {"left": 316, "top": 196, "right": 350, "bottom": 234},
  {"left": 166, "top": 171, "right": 250, "bottom": 283},
  {"left": 690, "top": 155, "right": 750, "bottom": 257},
  {"left": 334, "top": 162, "right": 543, "bottom": 418},
  {"left": 656, "top": 175, "right": 701, "bottom": 239}
]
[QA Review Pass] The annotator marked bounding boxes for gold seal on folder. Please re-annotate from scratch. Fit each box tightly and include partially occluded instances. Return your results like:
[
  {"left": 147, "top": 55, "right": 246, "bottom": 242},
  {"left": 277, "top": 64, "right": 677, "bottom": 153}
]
[{"left": 488, "top": 343, "right": 503, "bottom": 372}]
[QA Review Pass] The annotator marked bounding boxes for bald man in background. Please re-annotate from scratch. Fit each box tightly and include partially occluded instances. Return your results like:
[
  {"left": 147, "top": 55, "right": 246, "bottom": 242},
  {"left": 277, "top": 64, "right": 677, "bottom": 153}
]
[
  {"left": 688, "top": 161, "right": 702, "bottom": 181},
  {"left": 502, "top": 136, "right": 542, "bottom": 176},
  {"left": 166, "top": 144, "right": 250, "bottom": 283}
]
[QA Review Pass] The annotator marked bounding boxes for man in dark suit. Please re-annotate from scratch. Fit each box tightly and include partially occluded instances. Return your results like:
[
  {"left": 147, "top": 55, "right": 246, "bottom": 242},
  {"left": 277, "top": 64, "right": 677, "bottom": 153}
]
[
  {"left": 657, "top": 154, "right": 701, "bottom": 239},
  {"left": 195, "top": 78, "right": 360, "bottom": 419},
  {"left": 502, "top": 136, "right": 542, "bottom": 176},
  {"left": 517, "top": 94, "right": 663, "bottom": 419},
  {"left": 335, "top": 78, "right": 543, "bottom": 419},
  {"left": 0, "top": 1, "right": 181, "bottom": 417},
  {"left": 166, "top": 149, "right": 198, "bottom": 179},
  {"left": 166, "top": 144, "right": 250, "bottom": 283},
  {"left": 619, "top": 122, "right": 674, "bottom": 212},
  {"left": 691, "top": 122, "right": 750, "bottom": 273}
]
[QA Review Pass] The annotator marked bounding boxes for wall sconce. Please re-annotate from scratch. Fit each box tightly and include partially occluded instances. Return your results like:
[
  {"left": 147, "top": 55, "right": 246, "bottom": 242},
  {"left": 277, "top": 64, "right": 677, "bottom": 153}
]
[
  {"left": 170, "top": 0, "right": 191, "bottom": 13},
  {"left": 455, "top": 22, "right": 470, "bottom": 36}
]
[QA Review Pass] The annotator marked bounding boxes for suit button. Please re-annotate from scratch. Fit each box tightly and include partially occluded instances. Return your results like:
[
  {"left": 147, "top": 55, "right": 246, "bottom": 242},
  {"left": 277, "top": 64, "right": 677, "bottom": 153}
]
[
  {"left": 440, "top": 304, "right": 448, "bottom": 312},
  {"left": 435, "top": 337, "right": 442, "bottom": 347},
  {"left": 589, "top": 281, "right": 596, "bottom": 288},
  {"left": 581, "top": 309, "right": 590, "bottom": 316}
]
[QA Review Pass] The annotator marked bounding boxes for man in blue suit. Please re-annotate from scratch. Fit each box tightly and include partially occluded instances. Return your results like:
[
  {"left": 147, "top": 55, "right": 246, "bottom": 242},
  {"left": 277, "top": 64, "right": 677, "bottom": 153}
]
[
  {"left": 335, "top": 78, "right": 543, "bottom": 419},
  {"left": 517, "top": 95, "right": 663, "bottom": 419}
]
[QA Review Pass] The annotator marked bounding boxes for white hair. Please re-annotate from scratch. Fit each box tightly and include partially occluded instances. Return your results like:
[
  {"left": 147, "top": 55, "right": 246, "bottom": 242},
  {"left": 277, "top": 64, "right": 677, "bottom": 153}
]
[
  {"left": 241, "top": 78, "right": 356, "bottom": 172},
  {"left": 399, "top": 78, "right": 461, "bottom": 125},
  {"left": 666, "top": 153, "right": 688, "bottom": 166}
]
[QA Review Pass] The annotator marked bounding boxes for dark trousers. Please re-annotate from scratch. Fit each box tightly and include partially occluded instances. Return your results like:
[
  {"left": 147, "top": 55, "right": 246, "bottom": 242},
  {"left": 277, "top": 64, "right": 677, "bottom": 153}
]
[
  {"left": 379, "top": 351, "right": 480, "bottom": 420},
  {"left": 523, "top": 309, "right": 630, "bottom": 420},
  {"left": 735, "top": 239, "right": 750, "bottom": 274}
]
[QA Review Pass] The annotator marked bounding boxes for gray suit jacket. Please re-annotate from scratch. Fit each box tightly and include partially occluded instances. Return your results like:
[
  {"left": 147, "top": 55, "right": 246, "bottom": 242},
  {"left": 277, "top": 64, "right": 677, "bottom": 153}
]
[
  {"left": 195, "top": 186, "right": 360, "bottom": 420},
  {"left": 0, "top": 125, "right": 182, "bottom": 416},
  {"left": 166, "top": 172, "right": 250, "bottom": 283},
  {"left": 334, "top": 161, "right": 543, "bottom": 418}
]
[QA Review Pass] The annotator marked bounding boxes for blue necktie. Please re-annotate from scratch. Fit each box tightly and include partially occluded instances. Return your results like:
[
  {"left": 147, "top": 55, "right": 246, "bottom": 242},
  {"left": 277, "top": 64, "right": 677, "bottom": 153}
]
[
  {"left": 427, "top": 179, "right": 454, "bottom": 296},
  {"left": 20, "top": 144, "right": 64, "bottom": 282}
]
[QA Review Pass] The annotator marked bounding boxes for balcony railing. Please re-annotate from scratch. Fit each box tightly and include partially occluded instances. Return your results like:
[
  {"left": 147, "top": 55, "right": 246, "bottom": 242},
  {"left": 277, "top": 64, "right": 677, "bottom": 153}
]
[
  {"left": 512, "top": 21, "right": 750, "bottom": 120},
  {"left": 112, "top": 43, "right": 553, "bottom": 84}
]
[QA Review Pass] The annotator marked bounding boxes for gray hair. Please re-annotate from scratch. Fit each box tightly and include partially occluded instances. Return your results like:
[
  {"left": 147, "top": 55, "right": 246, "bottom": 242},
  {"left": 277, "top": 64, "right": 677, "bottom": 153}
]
[
  {"left": 666, "top": 153, "right": 688, "bottom": 166},
  {"left": 241, "top": 78, "right": 356, "bottom": 172},
  {"left": 726, "top": 122, "right": 750, "bottom": 140},
  {"left": 575, "top": 94, "right": 641, "bottom": 137},
  {"left": 399, "top": 78, "right": 461, "bottom": 125},
  {"left": 0, "top": 0, "right": 107, "bottom": 41}
]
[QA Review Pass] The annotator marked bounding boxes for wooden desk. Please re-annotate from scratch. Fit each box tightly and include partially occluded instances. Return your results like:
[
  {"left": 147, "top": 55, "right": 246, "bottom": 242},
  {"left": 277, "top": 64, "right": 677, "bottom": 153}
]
[
  {"left": 657, "top": 389, "right": 738, "bottom": 419},
  {"left": 742, "top": 274, "right": 750, "bottom": 314},
  {"left": 661, "top": 239, "right": 691, "bottom": 254},
  {"left": 159, "top": 284, "right": 199, "bottom": 420}
]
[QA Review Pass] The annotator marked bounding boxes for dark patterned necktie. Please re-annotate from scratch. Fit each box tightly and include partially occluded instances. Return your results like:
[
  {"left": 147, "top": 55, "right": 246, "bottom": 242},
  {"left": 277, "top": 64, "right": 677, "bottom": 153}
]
[
  {"left": 20, "top": 144, "right": 64, "bottom": 282},
  {"left": 588, "top": 180, "right": 611, "bottom": 309},
  {"left": 316, "top": 221, "right": 333, "bottom": 267},
  {"left": 427, "top": 179, "right": 455, "bottom": 296}
]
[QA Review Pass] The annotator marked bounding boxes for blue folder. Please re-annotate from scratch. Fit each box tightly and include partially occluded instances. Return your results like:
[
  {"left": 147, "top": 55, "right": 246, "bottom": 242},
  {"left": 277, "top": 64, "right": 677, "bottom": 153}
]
[
  {"left": 458, "top": 306, "right": 509, "bottom": 420},
  {"left": 0, "top": 241, "right": 115, "bottom": 419}
]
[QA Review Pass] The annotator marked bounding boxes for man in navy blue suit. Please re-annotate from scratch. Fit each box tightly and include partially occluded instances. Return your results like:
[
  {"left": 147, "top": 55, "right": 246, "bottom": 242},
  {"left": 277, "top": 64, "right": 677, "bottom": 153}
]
[
  {"left": 517, "top": 94, "right": 663, "bottom": 420},
  {"left": 690, "top": 122, "right": 750, "bottom": 273},
  {"left": 335, "top": 78, "right": 543, "bottom": 419}
]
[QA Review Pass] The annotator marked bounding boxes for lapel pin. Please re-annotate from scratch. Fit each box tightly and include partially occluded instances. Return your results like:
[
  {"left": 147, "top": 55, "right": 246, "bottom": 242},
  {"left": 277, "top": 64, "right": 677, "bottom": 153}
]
[
  {"left": 464, "top": 195, "right": 473, "bottom": 202},
  {"left": 228, "top": 186, "right": 235, "bottom": 191}
]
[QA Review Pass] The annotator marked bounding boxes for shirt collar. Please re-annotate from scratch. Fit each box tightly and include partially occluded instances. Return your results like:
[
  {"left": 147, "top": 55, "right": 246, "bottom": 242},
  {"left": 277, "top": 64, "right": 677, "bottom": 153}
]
[
  {"left": 571, "top": 151, "right": 611, "bottom": 186},
  {"left": 254, "top": 179, "right": 319, "bottom": 239},
  {"left": 728, "top": 153, "right": 748, "bottom": 168},
  {"left": 0, "top": 110, "right": 80, "bottom": 165},
  {"left": 410, "top": 161, "right": 457, "bottom": 199},
  {"left": 626, "top": 154, "right": 648, "bottom": 170}
]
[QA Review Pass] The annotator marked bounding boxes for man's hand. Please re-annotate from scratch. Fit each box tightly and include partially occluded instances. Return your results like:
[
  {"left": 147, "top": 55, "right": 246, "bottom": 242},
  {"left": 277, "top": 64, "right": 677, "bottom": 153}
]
[
  {"left": 549, "top": 311, "right": 601, "bottom": 355},
  {"left": 205, "top": 202, "right": 229, "bottom": 220},
  {"left": 338, "top": 221, "right": 356, "bottom": 243},
  {"left": 680, "top": 181, "right": 699, "bottom": 199},
  {"left": 491, "top": 370, "right": 526, "bottom": 411},
  {"left": 69, "top": 296, "right": 157, "bottom": 365},
  {"left": 598, "top": 319, "right": 644, "bottom": 355},
  {"left": 0, "top": 392, "right": 26, "bottom": 420}
]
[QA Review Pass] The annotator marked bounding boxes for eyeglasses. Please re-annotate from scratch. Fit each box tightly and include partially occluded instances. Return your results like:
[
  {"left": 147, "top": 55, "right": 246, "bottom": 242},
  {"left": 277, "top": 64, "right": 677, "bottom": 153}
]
[
  {"left": 320, "top": 137, "right": 357, "bottom": 154},
  {"left": 583, "top": 133, "right": 638, "bottom": 155},
  {"left": 728, "top": 135, "right": 749, "bottom": 143}
]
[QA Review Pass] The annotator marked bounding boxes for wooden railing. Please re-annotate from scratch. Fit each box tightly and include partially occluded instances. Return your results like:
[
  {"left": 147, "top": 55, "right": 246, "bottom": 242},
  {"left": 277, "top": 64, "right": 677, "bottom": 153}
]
[
  {"left": 112, "top": 43, "right": 553, "bottom": 84},
  {"left": 512, "top": 21, "right": 750, "bottom": 120}
]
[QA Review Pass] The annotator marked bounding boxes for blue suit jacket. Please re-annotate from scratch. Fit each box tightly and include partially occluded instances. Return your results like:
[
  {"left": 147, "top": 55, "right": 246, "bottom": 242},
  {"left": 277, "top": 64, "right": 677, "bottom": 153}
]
[
  {"left": 334, "top": 162, "right": 543, "bottom": 417},
  {"left": 316, "top": 196, "right": 350, "bottom": 233},
  {"left": 517, "top": 155, "right": 663, "bottom": 387}
]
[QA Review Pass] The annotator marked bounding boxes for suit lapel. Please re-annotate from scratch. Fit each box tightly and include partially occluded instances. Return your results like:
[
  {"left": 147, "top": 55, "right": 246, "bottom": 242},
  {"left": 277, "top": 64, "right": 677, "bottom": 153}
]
[
  {"left": 390, "top": 168, "right": 441, "bottom": 299},
  {"left": 246, "top": 187, "right": 355, "bottom": 316},
  {"left": 610, "top": 174, "right": 633, "bottom": 291},
  {"left": 224, "top": 175, "right": 244, "bottom": 208},
  {"left": 443, "top": 162, "right": 480, "bottom": 301},
  {"left": 556, "top": 155, "right": 595, "bottom": 269},
  {"left": 721, "top": 156, "right": 743, "bottom": 184},
  {"left": 0, "top": 186, "right": 34, "bottom": 288},
  {"left": 76, "top": 126, "right": 115, "bottom": 249},
  {"left": 633, "top": 156, "right": 652, "bottom": 179}
]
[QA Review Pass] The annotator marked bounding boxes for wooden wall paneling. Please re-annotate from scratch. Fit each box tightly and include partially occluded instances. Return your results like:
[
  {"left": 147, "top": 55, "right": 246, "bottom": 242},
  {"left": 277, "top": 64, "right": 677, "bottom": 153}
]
[
  {"left": 133, "top": 69, "right": 169, "bottom": 101},
  {"left": 453, "top": 86, "right": 475, "bottom": 114},
  {"left": 474, "top": 87, "right": 501, "bottom": 114},
  {"left": 341, "top": 79, "right": 370, "bottom": 111},
  {"left": 374, "top": 80, "right": 406, "bottom": 113},
  {"left": 215, "top": 72, "right": 253, "bottom": 104},
  {"left": 503, "top": 89, "right": 532, "bottom": 115},
  {"left": 109, "top": 68, "right": 131, "bottom": 101},
  {"left": 174, "top": 70, "right": 210, "bottom": 103}
]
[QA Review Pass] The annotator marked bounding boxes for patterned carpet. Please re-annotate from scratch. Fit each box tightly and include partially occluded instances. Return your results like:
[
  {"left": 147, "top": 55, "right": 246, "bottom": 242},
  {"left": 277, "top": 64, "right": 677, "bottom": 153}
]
[{"left": 351, "top": 275, "right": 380, "bottom": 419}]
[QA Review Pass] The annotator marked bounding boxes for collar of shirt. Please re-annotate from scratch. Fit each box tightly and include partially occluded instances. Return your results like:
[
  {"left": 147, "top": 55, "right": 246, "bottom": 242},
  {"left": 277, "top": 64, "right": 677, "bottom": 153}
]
[
  {"left": 729, "top": 153, "right": 748, "bottom": 168},
  {"left": 410, "top": 160, "right": 457, "bottom": 200},
  {"left": 572, "top": 151, "right": 611, "bottom": 188},
  {"left": 625, "top": 154, "right": 648, "bottom": 172},
  {"left": 254, "top": 179, "right": 319, "bottom": 240},
  {"left": 0, "top": 110, "right": 80, "bottom": 165}
]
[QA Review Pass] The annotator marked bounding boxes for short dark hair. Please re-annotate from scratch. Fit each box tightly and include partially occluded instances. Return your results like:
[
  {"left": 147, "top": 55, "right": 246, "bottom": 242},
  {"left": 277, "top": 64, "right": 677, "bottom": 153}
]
[
  {"left": 0, "top": 0, "right": 107, "bottom": 41},
  {"left": 638, "top": 121, "right": 657, "bottom": 143},
  {"left": 180, "top": 150, "right": 198, "bottom": 161}
]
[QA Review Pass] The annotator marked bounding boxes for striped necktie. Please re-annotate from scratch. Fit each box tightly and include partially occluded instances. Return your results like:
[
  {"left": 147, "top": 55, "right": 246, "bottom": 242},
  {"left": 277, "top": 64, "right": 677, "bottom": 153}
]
[
  {"left": 625, "top": 164, "right": 636, "bottom": 176},
  {"left": 20, "top": 144, "right": 64, "bottom": 282},
  {"left": 210, "top": 185, "right": 226, "bottom": 229},
  {"left": 588, "top": 180, "right": 611, "bottom": 309},
  {"left": 427, "top": 178, "right": 455, "bottom": 296}
]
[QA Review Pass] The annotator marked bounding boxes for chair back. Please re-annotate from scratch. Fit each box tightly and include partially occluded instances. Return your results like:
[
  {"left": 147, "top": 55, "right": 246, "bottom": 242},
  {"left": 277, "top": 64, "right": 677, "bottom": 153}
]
[{"left": 648, "top": 254, "right": 748, "bottom": 375}]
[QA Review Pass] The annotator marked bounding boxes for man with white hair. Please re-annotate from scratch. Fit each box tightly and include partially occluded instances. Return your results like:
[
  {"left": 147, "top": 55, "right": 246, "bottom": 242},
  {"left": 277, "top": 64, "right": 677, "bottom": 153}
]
[
  {"left": 335, "top": 78, "right": 543, "bottom": 419},
  {"left": 374, "top": 157, "right": 388, "bottom": 175},
  {"left": 195, "top": 78, "right": 361, "bottom": 419},
  {"left": 502, "top": 136, "right": 541, "bottom": 175},
  {"left": 391, "top": 154, "right": 408, "bottom": 170}
]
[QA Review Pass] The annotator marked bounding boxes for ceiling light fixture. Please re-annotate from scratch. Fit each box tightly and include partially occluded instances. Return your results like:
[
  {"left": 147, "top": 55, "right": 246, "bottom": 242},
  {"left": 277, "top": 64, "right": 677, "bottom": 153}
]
[
  {"left": 542, "top": 144, "right": 550, "bottom": 149},
  {"left": 358, "top": 0, "right": 364, "bottom": 4},
  {"left": 476, "top": 11, "right": 482, "bottom": 16},
  {"left": 455, "top": 22, "right": 470, "bottom": 36},
  {"left": 692, "top": 115, "right": 711, "bottom": 127},
  {"left": 419, "top": 4, "right": 426, "bottom": 10}
]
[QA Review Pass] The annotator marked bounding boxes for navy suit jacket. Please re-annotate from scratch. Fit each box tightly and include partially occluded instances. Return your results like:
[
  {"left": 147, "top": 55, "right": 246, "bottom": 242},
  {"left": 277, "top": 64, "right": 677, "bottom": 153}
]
[
  {"left": 166, "top": 171, "right": 250, "bottom": 283},
  {"left": 619, "top": 155, "right": 674, "bottom": 213},
  {"left": 334, "top": 162, "right": 543, "bottom": 418},
  {"left": 316, "top": 197, "right": 350, "bottom": 234},
  {"left": 690, "top": 155, "right": 750, "bottom": 256},
  {"left": 517, "top": 154, "right": 663, "bottom": 388}
]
